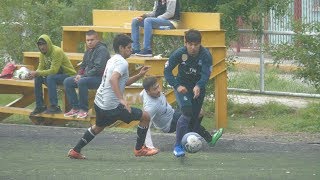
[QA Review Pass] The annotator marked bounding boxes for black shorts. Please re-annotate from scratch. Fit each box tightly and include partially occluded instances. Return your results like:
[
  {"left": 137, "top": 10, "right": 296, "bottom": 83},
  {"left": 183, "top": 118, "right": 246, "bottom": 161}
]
[{"left": 94, "top": 103, "right": 143, "bottom": 127}]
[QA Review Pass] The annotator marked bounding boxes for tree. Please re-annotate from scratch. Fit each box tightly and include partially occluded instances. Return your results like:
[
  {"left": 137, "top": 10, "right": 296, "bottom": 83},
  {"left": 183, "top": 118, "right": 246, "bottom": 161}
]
[
  {"left": 0, "top": 0, "right": 114, "bottom": 66},
  {"left": 269, "top": 22, "right": 320, "bottom": 92}
]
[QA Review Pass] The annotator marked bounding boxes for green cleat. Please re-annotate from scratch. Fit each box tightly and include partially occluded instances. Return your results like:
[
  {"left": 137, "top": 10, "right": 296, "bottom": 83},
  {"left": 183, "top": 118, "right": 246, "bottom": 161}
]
[{"left": 209, "top": 128, "right": 224, "bottom": 146}]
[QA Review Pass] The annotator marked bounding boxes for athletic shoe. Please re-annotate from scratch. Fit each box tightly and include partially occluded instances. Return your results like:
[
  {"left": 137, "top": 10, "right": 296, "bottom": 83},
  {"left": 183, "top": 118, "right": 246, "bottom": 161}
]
[
  {"left": 173, "top": 144, "right": 185, "bottom": 157},
  {"left": 77, "top": 110, "right": 88, "bottom": 118},
  {"left": 134, "top": 145, "right": 159, "bottom": 157},
  {"left": 64, "top": 109, "right": 79, "bottom": 117},
  {"left": 67, "top": 149, "right": 86, "bottom": 159},
  {"left": 30, "top": 106, "right": 47, "bottom": 115},
  {"left": 135, "top": 49, "right": 152, "bottom": 57},
  {"left": 132, "top": 49, "right": 140, "bottom": 54},
  {"left": 209, "top": 128, "right": 224, "bottom": 146},
  {"left": 45, "top": 105, "right": 62, "bottom": 114}
]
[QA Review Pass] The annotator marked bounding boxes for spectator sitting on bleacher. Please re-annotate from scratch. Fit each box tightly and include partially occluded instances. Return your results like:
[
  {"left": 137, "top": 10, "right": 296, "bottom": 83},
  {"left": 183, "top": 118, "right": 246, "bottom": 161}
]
[
  {"left": 29, "top": 34, "right": 76, "bottom": 115},
  {"left": 63, "top": 30, "right": 111, "bottom": 119},
  {"left": 131, "top": 0, "right": 180, "bottom": 57}
]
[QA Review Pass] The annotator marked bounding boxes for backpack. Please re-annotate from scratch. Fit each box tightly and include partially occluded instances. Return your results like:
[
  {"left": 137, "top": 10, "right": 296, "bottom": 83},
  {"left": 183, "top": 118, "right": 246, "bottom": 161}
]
[{"left": 0, "top": 62, "right": 16, "bottom": 79}]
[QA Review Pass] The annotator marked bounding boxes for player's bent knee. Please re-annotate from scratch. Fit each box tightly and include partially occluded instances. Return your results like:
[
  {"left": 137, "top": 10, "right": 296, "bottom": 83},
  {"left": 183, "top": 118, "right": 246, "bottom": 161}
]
[
  {"left": 139, "top": 111, "right": 150, "bottom": 127},
  {"left": 181, "top": 106, "right": 193, "bottom": 117}
]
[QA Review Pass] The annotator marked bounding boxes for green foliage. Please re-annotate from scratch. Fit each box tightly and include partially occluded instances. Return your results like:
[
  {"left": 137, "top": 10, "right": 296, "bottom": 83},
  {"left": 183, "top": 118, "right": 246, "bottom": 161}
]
[
  {"left": 216, "top": 0, "right": 292, "bottom": 44},
  {"left": 0, "top": 0, "right": 293, "bottom": 64},
  {"left": 228, "top": 100, "right": 320, "bottom": 133},
  {"left": 269, "top": 22, "right": 320, "bottom": 92},
  {"left": 0, "top": 0, "right": 114, "bottom": 63}
]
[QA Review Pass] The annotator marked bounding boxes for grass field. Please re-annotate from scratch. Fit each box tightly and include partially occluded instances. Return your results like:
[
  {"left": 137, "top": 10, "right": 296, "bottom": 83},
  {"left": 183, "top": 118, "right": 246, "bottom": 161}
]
[{"left": 0, "top": 124, "right": 319, "bottom": 180}]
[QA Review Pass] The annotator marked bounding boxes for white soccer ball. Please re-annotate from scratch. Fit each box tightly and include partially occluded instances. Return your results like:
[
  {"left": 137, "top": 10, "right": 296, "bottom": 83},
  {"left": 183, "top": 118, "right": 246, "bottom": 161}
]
[
  {"left": 181, "top": 132, "right": 203, "bottom": 153},
  {"left": 14, "top": 67, "right": 31, "bottom": 80}
]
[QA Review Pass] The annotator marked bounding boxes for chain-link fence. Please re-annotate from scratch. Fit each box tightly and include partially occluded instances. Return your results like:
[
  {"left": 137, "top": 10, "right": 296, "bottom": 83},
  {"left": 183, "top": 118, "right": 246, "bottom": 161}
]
[{"left": 228, "top": 0, "right": 320, "bottom": 98}]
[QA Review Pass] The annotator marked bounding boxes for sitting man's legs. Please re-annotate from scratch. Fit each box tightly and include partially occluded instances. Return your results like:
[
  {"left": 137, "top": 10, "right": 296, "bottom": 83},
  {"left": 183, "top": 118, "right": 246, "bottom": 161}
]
[
  {"left": 45, "top": 74, "right": 69, "bottom": 114},
  {"left": 131, "top": 18, "right": 144, "bottom": 53},
  {"left": 136, "top": 17, "right": 175, "bottom": 56},
  {"left": 31, "top": 76, "right": 47, "bottom": 115},
  {"left": 76, "top": 76, "right": 102, "bottom": 118}
]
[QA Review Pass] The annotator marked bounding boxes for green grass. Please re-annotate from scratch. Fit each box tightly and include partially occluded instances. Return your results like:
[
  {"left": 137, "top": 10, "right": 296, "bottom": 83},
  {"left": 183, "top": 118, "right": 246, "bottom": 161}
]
[
  {"left": 227, "top": 101, "right": 320, "bottom": 133},
  {"left": 228, "top": 69, "right": 318, "bottom": 93},
  {"left": 0, "top": 131, "right": 319, "bottom": 180}
]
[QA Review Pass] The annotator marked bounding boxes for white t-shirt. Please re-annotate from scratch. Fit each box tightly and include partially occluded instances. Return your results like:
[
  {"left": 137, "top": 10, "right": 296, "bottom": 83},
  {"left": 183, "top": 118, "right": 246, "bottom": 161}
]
[
  {"left": 94, "top": 54, "right": 129, "bottom": 110},
  {"left": 140, "top": 89, "right": 174, "bottom": 133}
]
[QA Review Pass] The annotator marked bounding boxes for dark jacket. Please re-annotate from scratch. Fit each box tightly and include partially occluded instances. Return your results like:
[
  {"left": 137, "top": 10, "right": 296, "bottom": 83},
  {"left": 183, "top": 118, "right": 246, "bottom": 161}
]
[
  {"left": 164, "top": 46, "right": 213, "bottom": 90},
  {"left": 144, "top": 0, "right": 180, "bottom": 21},
  {"left": 78, "top": 42, "right": 110, "bottom": 77}
]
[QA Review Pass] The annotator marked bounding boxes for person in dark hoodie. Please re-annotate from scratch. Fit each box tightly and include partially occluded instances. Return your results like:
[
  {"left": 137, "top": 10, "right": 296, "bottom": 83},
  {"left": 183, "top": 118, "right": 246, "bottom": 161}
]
[
  {"left": 164, "top": 29, "right": 213, "bottom": 157},
  {"left": 131, "top": 0, "right": 180, "bottom": 57},
  {"left": 63, "top": 30, "right": 110, "bottom": 119},
  {"left": 29, "top": 34, "right": 76, "bottom": 115}
]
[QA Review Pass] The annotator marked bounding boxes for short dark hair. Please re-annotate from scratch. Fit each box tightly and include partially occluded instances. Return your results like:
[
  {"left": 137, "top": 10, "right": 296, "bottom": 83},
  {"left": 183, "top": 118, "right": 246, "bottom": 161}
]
[
  {"left": 143, "top": 77, "right": 157, "bottom": 91},
  {"left": 113, "top": 34, "right": 133, "bottom": 53},
  {"left": 86, "top": 30, "right": 98, "bottom": 36},
  {"left": 185, "top": 29, "right": 202, "bottom": 43}
]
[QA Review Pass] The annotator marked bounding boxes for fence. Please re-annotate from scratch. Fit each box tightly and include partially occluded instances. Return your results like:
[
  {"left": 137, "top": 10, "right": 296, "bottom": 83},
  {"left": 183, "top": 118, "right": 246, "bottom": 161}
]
[{"left": 229, "top": 0, "right": 320, "bottom": 98}]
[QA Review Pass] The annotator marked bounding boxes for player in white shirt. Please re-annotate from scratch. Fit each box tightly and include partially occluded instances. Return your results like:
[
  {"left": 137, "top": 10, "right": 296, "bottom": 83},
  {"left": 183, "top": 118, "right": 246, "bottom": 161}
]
[
  {"left": 141, "top": 76, "right": 223, "bottom": 151},
  {"left": 68, "top": 34, "right": 158, "bottom": 159}
]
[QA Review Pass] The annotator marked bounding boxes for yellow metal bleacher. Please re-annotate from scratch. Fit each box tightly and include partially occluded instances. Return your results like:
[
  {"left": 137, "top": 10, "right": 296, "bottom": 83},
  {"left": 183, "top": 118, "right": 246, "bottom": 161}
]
[{"left": 0, "top": 10, "right": 227, "bottom": 128}]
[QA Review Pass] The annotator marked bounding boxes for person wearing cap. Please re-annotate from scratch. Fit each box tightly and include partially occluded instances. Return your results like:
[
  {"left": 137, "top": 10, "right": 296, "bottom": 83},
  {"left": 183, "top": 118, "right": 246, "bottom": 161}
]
[
  {"left": 63, "top": 30, "right": 111, "bottom": 119},
  {"left": 29, "top": 34, "right": 76, "bottom": 115}
]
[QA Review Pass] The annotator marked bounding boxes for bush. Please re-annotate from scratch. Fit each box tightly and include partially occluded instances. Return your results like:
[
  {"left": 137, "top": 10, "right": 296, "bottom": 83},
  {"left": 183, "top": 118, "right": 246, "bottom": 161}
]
[{"left": 269, "top": 22, "right": 320, "bottom": 93}]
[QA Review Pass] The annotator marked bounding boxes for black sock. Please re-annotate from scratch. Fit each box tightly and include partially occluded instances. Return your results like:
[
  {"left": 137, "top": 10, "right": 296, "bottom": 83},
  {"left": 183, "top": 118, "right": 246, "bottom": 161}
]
[
  {"left": 135, "top": 125, "right": 148, "bottom": 150},
  {"left": 198, "top": 125, "right": 212, "bottom": 143},
  {"left": 73, "top": 127, "right": 95, "bottom": 153}
]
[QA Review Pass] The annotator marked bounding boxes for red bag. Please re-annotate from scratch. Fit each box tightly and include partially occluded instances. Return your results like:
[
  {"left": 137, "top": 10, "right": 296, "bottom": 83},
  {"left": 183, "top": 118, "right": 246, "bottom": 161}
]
[{"left": 0, "top": 62, "right": 16, "bottom": 79}]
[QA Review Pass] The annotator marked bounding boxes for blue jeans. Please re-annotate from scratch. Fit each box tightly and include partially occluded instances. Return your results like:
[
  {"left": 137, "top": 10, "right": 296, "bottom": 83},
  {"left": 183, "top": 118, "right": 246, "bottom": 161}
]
[
  {"left": 63, "top": 76, "right": 102, "bottom": 111},
  {"left": 34, "top": 74, "right": 69, "bottom": 107},
  {"left": 131, "top": 17, "right": 174, "bottom": 51}
]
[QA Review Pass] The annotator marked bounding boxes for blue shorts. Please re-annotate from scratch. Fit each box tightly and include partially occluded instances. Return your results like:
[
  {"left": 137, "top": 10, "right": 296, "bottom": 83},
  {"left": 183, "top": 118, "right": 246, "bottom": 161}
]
[{"left": 94, "top": 103, "right": 143, "bottom": 127}]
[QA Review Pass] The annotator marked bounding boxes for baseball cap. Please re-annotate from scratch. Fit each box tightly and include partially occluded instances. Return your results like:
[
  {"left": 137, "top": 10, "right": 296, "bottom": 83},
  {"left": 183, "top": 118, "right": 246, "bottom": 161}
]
[{"left": 37, "top": 38, "right": 47, "bottom": 45}]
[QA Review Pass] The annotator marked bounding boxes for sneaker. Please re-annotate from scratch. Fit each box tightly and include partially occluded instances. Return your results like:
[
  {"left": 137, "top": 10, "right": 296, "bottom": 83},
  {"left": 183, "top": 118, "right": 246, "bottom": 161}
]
[
  {"left": 76, "top": 110, "right": 88, "bottom": 118},
  {"left": 173, "top": 144, "right": 185, "bottom": 157},
  {"left": 135, "top": 49, "right": 152, "bottom": 57},
  {"left": 209, "top": 128, "right": 224, "bottom": 146},
  {"left": 30, "top": 106, "right": 47, "bottom": 115},
  {"left": 64, "top": 108, "right": 79, "bottom": 117},
  {"left": 134, "top": 145, "right": 159, "bottom": 157},
  {"left": 45, "top": 105, "right": 62, "bottom": 114},
  {"left": 67, "top": 149, "right": 86, "bottom": 159},
  {"left": 132, "top": 49, "right": 140, "bottom": 54}
]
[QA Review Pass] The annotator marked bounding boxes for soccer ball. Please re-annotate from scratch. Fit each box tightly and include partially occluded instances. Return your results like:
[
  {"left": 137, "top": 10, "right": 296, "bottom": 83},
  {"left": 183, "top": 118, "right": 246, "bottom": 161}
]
[
  {"left": 14, "top": 67, "right": 31, "bottom": 80},
  {"left": 181, "top": 132, "right": 203, "bottom": 153}
]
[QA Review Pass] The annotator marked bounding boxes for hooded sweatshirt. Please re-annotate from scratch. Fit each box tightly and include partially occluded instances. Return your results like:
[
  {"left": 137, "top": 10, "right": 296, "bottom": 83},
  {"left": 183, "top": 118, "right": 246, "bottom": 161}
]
[
  {"left": 36, "top": 34, "right": 76, "bottom": 77},
  {"left": 78, "top": 41, "right": 110, "bottom": 77}
]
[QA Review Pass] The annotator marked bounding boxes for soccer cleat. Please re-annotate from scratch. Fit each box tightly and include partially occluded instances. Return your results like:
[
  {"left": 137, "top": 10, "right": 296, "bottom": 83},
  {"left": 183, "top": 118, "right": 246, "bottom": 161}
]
[
  {"left": 68, "top": 149, "right": 86, "bottom": 159},
  {"left": 134, "top": 145, "right": 159, "bottom": 157},
  {"left": 77, "top": 110, "right": 88, "bottom": 118},
  {"left": 64, "top": 108, "right": 79, "bottom": 117},
  {"left": 209, "top": 128, "right": 224, "bottom": 146},
  {"left": 30, "top": 106, "right": 47, "bottom": 115},
  {"left": 135, "top": 49, "right": 153, "bottom": 57},
  {"left": 173, "top": 144, "right": 185, "bottom": 157}
]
